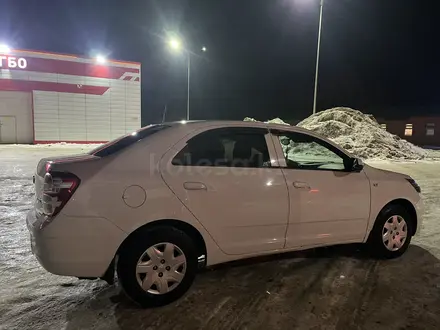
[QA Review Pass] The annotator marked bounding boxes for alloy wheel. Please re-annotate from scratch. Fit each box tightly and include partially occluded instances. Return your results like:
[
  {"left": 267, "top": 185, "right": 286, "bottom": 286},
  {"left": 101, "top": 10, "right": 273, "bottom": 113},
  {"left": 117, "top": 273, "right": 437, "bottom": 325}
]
[
  {"left": 135, "top": 242, "right": 187, "bottom": 295},
  {"left": 382, "top": 215, "right": 408, "bottom": 252}
]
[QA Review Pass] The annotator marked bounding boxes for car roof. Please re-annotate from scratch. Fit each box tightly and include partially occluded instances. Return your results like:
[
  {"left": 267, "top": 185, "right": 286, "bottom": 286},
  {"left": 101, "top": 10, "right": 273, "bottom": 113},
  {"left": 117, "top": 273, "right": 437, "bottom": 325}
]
[{"left": 161, "top": 120, "right": 312, "bottom": 134}]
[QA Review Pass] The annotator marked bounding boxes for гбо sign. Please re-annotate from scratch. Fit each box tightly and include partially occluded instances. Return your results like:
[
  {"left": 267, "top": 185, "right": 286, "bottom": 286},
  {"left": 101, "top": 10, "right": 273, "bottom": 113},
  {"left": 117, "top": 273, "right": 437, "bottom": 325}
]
[{"left": 0, "top": 56, "right": 27, "bottom": 69}]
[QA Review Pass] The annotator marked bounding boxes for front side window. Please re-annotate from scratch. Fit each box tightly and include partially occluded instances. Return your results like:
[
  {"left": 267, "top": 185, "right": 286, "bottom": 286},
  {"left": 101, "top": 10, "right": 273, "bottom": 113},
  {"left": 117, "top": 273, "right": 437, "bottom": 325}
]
[
  {"left": 172, "top": 128, "right": 271, "bottom": 168},
  {"left": 276, "top": 131, "right": 347, "bottom": 171}
]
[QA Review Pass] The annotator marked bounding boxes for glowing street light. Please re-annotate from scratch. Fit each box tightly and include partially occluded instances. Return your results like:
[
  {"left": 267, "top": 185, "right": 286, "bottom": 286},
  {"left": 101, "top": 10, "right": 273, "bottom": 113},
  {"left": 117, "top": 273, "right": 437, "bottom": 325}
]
[
  {"left": 168, "top": 37, "right": 207, "bottom": 121},
  {"left": 96, "top": 55, "right": 106, "bottom": 64},
  {"left": 0, "top": 44, "right": 11, "bottom": 54},
  {"left": 169, "top": 38, "right": 181, "bottom": 51}
]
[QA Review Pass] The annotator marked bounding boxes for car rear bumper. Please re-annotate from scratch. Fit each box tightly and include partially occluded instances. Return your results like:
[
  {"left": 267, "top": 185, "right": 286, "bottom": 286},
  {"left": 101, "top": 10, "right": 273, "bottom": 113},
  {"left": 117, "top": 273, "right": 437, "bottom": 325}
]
[{"left": 27, "top": 210, "right": 127, "bottom": 278}]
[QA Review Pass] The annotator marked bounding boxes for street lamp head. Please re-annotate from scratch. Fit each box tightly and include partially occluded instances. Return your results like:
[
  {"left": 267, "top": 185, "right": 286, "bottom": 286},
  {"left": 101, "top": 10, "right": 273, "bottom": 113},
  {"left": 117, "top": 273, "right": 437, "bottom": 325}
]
[
  {"left": 169, "top": 38, "right": 181, "bottom": 51},
  {"left": 96, "top": 55, "right": 106, "bottom": 64},
  {"left": 0, "top": 44, "right": 11, "bottom": 54},
  {"left": 201, "top": 46, "right": 207, "bottom": 52}
]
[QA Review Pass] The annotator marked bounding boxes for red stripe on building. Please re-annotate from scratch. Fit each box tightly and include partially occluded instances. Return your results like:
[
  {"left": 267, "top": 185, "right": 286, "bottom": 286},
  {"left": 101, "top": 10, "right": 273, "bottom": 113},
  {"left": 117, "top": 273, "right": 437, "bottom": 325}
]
[
  {"left": 1, "top": 55, "right": 139, "bottom": 79},
  {"left": 134, "top": 77, "right": 140, "bottom": 82},
  {"left": 15, "top": 49, "right": 141, "bottom": 66},
  {"left": 0, "top": 80, "right": 109, "bottom": 95},
  {"left": 123, "top": 76, "right": 132, "bottom": 81}
]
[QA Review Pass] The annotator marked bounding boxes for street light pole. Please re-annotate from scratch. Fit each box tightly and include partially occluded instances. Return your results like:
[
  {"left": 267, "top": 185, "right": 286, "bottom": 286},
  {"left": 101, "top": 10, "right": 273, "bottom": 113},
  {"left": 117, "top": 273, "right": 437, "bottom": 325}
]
[
  {"left": 168, "top": 38, "right": 206, "bottom": 121},
  {"left": 312, "top": 0, "right": 324, "bottom": 115},
  {"left": 186, "top": 51, "right": 191, "bottom": 121}
]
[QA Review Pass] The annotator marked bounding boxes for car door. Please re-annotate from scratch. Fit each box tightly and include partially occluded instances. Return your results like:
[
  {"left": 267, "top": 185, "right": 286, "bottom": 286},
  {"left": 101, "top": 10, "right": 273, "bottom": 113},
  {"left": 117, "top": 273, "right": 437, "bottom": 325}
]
[
  {"left": 160, "top": 126, "right": 289, "bottom": 255},
  {"left": 271, "top": 129, "right": 371, "bottom": 248}
]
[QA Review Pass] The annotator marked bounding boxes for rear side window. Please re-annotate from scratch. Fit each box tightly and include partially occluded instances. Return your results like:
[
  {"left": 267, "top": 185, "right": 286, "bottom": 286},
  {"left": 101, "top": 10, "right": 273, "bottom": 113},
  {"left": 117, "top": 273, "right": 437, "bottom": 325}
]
[
  {"left": 90, "top": 125, "right": 170, "bottom": 157},
  {"left": 172, "top": 127, "right": 271, "bottom": 168}
]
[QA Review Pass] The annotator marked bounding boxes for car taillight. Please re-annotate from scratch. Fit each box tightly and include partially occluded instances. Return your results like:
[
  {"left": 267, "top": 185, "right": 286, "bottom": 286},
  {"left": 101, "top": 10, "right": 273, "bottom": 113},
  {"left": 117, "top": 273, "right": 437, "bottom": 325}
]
[
  {"left": 41, "top": 172, "right": 80, "bottom": 218},
  {"left": 45, "top": 162, "right": 52, "bottom": 173}
]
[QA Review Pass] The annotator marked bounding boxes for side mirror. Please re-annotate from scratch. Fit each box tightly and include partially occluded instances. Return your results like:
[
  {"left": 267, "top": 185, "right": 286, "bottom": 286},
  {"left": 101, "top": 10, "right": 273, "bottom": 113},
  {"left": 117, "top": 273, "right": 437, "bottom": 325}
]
[{"left": 351, "top": 157, "right": 364, "bottom": 172}]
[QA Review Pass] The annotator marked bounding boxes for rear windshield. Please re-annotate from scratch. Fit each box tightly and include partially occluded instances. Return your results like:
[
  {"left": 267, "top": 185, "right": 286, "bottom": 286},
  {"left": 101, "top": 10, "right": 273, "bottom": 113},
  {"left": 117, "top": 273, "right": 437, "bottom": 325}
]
[{"left": 89, "top": 124, "right": 170, "bottom": 157}]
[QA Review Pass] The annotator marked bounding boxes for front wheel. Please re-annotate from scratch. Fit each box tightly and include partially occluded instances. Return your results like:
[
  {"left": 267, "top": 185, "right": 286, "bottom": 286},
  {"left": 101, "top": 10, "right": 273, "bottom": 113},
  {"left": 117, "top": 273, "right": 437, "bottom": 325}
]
[
  {"left": 117, "top": 226, "right": 198, "bottom": 307},
  {"left": 368, "top": 205, "right": 414, "bottom": 259}
]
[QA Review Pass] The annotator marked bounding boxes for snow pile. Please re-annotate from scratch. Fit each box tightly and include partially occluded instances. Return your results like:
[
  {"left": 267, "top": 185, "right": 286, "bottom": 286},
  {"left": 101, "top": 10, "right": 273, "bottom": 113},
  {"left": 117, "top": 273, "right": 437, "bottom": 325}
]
[
  {"left": 266, "top": 118, "right": 290, "bottom": 126},
  {"left": 297, "top": 107, "right": 429, "bottom": 160},
  {"left": 245, "top": 107, "right": 438, "bottom": 160},
  {"left": 244, "top": 117, "right": 290, "bottom": 125},
  {"left": 243, "top": 117, "right": 258, "bottom": 122}
]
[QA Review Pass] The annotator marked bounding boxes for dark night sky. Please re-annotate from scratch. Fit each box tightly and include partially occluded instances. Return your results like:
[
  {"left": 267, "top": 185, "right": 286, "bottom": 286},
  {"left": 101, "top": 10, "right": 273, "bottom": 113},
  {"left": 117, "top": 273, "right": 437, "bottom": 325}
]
[{"left": 1, "top": 0, "right": 439, "bottom": 124}]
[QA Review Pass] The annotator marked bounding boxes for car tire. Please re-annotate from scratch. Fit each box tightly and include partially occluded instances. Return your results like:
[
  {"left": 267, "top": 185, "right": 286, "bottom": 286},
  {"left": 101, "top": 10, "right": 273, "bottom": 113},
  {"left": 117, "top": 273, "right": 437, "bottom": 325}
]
[
  {"left": 368, "top": 204, "right": 414, "bottom": 259},
  {"left": 117, "top": 226, "right": 198, "bottom": 308}
]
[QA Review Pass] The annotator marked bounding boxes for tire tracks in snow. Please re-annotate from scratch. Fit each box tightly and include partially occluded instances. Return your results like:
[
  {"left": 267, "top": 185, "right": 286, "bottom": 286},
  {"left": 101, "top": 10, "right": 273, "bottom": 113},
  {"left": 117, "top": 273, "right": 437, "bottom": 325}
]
[
  {"left": 224, "top": 256, "right": 340, "bottom": 330},
  {"left": 273, "top": 254, "right": 381, "bottom": 330},
  {"left": 334, "top": 259, "right": 380, "bottom": 329}
]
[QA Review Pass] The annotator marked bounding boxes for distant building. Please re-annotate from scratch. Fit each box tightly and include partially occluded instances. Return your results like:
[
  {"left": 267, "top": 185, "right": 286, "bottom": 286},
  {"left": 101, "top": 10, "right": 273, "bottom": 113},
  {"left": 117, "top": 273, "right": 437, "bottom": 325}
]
[
  {"left": 0, "top": 48, "right": 141, "bottom": 144},
  {"left": 286, "top": 115, "right": 440, "bottom": 148},
  {"left": 376, "top": 116, "right": 440, "bottom": 147}
]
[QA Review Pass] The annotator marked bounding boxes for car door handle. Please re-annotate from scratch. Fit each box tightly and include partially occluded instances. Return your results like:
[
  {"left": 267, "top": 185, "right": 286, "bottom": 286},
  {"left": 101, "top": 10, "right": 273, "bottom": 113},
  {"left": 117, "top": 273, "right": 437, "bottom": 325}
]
[
  {"left": 183, "top": 182, "right": 207, "bottom": 191},
  {"left": 293, "top": 181, "right": 311, "bottom": 190}
]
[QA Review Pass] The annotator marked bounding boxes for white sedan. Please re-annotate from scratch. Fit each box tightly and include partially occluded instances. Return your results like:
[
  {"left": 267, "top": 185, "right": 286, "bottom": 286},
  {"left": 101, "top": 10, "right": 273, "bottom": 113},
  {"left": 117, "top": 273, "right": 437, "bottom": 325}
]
[{"left": 27, "top": 121, "right": 423, "bottom": 307}]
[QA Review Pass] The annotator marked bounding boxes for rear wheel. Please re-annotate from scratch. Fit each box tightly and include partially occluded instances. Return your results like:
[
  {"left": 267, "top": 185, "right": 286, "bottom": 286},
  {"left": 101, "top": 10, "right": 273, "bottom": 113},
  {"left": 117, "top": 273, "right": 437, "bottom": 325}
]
[
  {"left": 117, "top": 226, "right": 198, "bottom": 307},
  {"left": 368, "top": 205, "right": 413, "bottom": 259}
]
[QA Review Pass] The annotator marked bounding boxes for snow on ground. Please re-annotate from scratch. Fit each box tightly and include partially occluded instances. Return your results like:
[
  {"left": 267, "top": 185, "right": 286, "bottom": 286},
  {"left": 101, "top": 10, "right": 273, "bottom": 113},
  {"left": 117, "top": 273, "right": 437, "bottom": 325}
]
[
  {"left": 247, "top": 108, "right": 440, "bottom": 161},
  {"left": 1, "top": 143, "right": 102, "bottom": 150},
  {"left": 1, "top": 146, "right": 440, "bottom": 329}
]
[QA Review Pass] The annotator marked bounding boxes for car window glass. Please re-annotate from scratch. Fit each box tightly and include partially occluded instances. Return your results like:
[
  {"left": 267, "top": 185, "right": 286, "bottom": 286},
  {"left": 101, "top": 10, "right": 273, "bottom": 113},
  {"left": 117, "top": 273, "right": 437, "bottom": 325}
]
[
  {"left": 278, "top": 133, "right": 346, "bottom": 171},
  {"left": 172, "top": 129, "right": 271, "bottom": 168},
  {"left": 89, "top": 124, "right": 170, "bottom": 157}
]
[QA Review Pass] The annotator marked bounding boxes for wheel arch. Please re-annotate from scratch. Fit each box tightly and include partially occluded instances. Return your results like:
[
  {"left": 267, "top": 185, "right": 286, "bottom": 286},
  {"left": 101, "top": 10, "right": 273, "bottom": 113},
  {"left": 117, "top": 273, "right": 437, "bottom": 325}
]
[
  {"left": 116, "top": 219, "right": 207, "bottom": 265},
  {"left": 373, "top": 198, "right": 418, "bottom": 236}
]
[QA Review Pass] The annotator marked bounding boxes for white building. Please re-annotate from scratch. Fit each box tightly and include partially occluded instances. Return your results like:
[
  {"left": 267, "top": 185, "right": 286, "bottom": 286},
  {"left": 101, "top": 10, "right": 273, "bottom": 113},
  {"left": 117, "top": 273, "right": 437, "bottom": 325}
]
[{"left": 0, "top": 49, "right": 141, "bottom": 144}]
